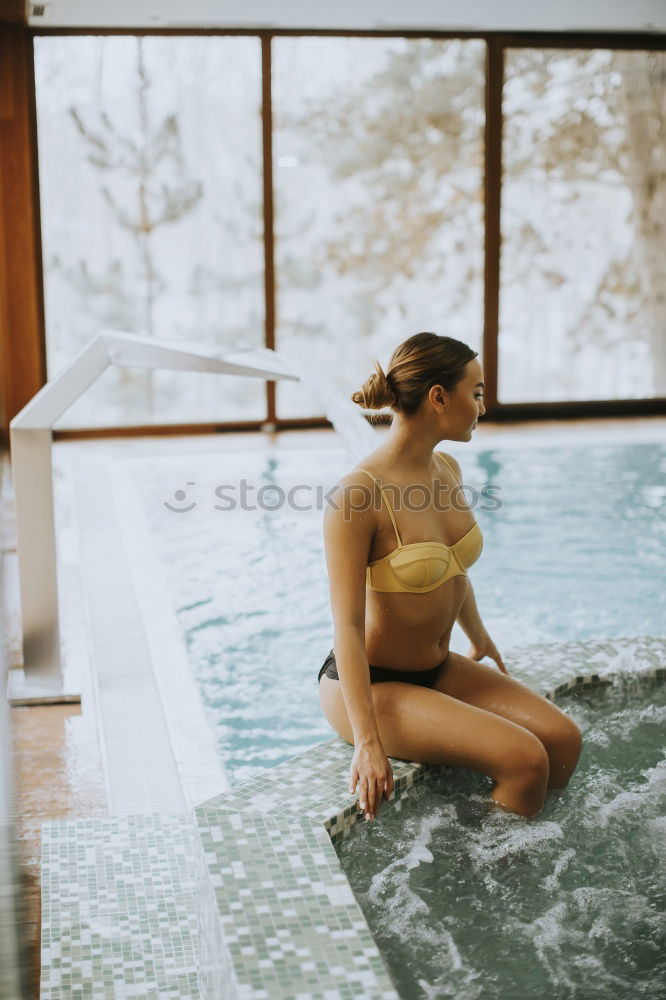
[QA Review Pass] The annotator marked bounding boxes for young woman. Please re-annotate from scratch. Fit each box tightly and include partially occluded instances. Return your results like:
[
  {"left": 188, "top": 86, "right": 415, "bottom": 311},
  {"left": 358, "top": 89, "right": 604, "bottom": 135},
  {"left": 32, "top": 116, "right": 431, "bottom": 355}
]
[{"left": 319, "top": 332, "right": 581, "bottom": 823}]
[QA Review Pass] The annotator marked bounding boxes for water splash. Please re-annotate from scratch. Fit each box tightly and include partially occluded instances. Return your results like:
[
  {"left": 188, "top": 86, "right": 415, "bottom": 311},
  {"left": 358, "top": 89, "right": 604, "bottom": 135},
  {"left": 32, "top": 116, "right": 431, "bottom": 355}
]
[{"left": 337, "top": 676, "right": 666, "bottom": 1000}]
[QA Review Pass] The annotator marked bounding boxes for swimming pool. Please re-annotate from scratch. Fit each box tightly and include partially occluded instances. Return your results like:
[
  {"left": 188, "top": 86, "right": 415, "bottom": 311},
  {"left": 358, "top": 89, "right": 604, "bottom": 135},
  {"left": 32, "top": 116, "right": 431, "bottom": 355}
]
[
  {"left": 126, "top": 438, "right": 665, "bottom": 784},
  {"left": 337, "top": 673, "right": 666, "bottom": 999}
]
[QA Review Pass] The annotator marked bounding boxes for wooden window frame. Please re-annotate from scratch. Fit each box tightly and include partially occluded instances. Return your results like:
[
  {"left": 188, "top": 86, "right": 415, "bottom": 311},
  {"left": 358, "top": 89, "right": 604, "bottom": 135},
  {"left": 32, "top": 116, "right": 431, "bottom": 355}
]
[{"left": 1, "top": 26, "right": 664, "bottom": 443}]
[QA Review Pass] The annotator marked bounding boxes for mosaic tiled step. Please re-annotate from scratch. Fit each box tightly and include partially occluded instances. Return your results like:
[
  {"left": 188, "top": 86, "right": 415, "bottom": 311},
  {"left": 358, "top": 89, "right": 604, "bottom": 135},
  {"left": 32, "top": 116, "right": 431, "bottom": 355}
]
[
  {"left": 38, "top": 752, "right": 427, "bottom": 1000},
  {"left": 195, "top": 635, "right": 666, "bottom": 999},
  {"left": 41, "top": 636, "right": 666, "bottom": 999},
  {"left": 195, "top": 745, "right": 430, "bottom": 999},
  {"left": 40, "top": 813, "right": 204, "bottom": 1000},
  {"left": 503, "top": 634, "right": 666, "bottom": 694}
]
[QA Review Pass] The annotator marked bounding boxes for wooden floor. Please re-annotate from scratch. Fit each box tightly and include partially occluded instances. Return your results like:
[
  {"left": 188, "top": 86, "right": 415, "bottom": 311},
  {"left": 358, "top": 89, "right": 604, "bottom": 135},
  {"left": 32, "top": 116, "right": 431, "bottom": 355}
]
[
  {"left": 6, "top": 416, "right": 664, "bottom": 998},
  {"left": 11, "top": 704, "right": 108, "bottom": 999}
]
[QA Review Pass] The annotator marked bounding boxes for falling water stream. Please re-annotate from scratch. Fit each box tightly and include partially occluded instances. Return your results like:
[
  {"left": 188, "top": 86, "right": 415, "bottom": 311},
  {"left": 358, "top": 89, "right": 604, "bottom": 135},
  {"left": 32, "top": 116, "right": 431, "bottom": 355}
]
[{"left": 274, "top": 352, "right": 379, "bottom": 461}]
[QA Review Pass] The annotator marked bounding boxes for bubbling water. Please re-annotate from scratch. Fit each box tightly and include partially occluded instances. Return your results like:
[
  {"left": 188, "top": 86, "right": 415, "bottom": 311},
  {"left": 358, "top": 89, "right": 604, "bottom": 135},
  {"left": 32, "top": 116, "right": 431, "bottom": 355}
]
[{"left": 336, "top": 675, "right": 666, "bottom": 1000}]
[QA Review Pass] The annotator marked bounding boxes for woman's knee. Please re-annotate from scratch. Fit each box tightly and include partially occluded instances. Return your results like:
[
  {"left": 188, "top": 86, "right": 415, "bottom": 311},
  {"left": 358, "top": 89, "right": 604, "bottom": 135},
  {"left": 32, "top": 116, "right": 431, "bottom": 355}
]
[
  {"left": 501, "top": 730, "right": 551, "bottom": 787},
  {"left": 543, "top": 714, "right": 582, "bottom": 788},
  {"left": 490, "top": 731, "right": 550, "bottom": 817}
]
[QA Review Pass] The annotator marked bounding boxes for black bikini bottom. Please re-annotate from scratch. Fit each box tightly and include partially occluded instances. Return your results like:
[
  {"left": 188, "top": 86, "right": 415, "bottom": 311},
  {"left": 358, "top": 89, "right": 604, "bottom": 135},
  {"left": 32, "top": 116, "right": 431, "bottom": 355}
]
[{"left": 318, "top": 648, "right": 446, "bottom": 688}]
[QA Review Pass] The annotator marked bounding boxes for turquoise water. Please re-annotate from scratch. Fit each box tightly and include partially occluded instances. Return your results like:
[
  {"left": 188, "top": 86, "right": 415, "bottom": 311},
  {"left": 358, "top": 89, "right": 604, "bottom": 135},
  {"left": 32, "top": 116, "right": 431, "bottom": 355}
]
[
  {"left": 132, "top": 439, "right": 665, "bottom": 784},
  {"left": 337, "top": 675, "right": 666, "bottom": 999}
]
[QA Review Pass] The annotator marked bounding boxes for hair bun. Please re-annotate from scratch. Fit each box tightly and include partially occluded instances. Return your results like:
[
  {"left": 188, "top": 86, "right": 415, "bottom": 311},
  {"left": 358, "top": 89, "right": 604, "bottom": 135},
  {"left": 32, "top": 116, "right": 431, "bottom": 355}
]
[
  {"left": 351, "top": 361, "right": 397, "bottom": 410},
  {"left": 350, "top": 333, "right": 478, "bottom": 416}
]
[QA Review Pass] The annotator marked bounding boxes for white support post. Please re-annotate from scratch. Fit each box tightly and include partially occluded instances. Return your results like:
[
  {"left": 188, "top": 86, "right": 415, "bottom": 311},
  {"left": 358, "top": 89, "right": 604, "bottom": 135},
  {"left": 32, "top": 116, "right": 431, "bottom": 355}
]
[{"left": 6, "top": 428, "right": 71, "bottom": 704}]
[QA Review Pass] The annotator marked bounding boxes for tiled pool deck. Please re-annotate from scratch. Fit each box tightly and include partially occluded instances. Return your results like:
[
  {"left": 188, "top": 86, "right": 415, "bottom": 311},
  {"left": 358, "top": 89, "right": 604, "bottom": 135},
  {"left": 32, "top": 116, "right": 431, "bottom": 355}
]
[{"left": 40, "top": 635, "right": 665, "bottom": 999}]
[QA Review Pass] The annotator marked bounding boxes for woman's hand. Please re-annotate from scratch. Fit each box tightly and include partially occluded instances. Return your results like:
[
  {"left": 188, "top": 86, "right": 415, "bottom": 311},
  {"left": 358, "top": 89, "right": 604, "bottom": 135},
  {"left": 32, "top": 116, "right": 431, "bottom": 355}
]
[
  {"left": 349, "top": 738, "right": 394, "bottom": 821},
  {"left": 467, "top": 631, "right": 509, "bottom": 674}
]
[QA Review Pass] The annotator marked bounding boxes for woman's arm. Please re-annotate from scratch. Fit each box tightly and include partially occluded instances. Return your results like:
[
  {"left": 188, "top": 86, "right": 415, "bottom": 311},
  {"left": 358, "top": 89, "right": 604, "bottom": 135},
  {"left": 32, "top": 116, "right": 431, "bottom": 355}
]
[
  {"left": 323, "top": 475, "right": 381, "bottom": 743},
  {"left": 331, "top": 625, "right": 379, "bottom": 745},
  {"left": 456, "top": 578, "right": 486, "bottom": 643},
  {"left": 457, "top": 579, "right": 508, "bottom": 674},
  {"left": 323, "top": 474, "right": 394, "bottom": 818},
  {"left": 438, "top": 451, "right": 508, "bottom": 675}
]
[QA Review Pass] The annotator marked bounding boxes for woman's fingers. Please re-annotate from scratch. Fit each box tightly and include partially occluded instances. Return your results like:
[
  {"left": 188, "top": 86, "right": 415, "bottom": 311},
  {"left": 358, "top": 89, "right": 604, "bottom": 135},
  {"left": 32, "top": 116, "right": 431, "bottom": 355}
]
[
  {"left": 359, "top": 776, "right": 369, "bottom": 812},
  {"left": 365, "top": 777, "right": 376, "bottom": 818},
  {"left": 364, "top": 778, "right": 375, "bottom": 819},
  {"left": 366, "top": 774, "right": 391, "bottom": 819},
  {"left": 495, "top": 654, "right": 509, "bottom": 675},
  {"left": 350, "top": 750, "right": 395, "bottom": 821},
  {"left": 358, "top": 774, "right": 378, "bottom": 820}
]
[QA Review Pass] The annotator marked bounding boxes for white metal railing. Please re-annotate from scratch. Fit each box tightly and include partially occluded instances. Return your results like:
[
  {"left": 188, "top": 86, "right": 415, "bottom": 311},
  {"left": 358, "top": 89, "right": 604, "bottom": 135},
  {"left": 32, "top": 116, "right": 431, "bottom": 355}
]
[{"left": 7, "top": 331, "right": 299, "bottom": 705}]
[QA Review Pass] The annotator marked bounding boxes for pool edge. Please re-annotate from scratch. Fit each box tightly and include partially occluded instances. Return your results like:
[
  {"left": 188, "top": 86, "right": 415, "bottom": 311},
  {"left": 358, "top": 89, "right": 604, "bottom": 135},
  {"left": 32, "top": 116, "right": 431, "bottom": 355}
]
[{"left": 193, "top": 642, "right": 666, "bottom": 998}]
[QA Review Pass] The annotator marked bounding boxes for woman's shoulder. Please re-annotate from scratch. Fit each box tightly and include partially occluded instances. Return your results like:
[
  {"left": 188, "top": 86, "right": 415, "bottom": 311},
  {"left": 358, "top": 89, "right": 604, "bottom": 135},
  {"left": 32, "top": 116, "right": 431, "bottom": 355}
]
[
  {"left": 324, "top": 464, "right": 382, "bottom": 517},
  {"left": 343, "top": 447, "right": 388, "bottom": 484},
  {"left": 435, "top": 450, "right": 462, "bottom": 480},
  {"left": 343, "top": 451, "right": 461, "bottom": 481},
  {"left": 329, "top": 467, "right": 384, "bottom": 513}
]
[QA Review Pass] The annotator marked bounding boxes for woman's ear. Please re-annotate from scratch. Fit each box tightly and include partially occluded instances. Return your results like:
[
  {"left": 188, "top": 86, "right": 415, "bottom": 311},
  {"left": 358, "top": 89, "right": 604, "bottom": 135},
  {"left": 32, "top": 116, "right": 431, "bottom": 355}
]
[{"left": 428, "top": 383, "right": 447, "bottom": 410}]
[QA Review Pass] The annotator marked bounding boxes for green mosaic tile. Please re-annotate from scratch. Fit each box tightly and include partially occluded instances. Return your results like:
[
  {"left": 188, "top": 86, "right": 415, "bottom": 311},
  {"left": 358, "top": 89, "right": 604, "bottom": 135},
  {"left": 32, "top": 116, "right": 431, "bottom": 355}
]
[
  {"left": 40, "top": 814, "right": 203, "bottom": 999},
  {"left": 41, "top": 637, "right": 666, "bottom": 999}
]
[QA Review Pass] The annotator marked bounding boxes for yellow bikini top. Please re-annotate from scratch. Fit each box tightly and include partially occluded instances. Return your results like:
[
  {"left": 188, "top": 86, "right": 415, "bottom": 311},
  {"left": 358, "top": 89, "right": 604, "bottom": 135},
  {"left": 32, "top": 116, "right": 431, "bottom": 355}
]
[{"left": 359, "top": 452, "right": 483, "bottom": 594}]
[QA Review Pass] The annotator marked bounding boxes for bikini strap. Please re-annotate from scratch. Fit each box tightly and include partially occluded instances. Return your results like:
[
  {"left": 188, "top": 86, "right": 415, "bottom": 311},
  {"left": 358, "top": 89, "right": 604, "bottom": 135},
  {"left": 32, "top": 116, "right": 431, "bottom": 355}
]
[
  {"left": 436, "top": 451, "right": 460, "bottom": 484},
  {"left": 357, "top": 470, "right": 402, "bottom": 547}
]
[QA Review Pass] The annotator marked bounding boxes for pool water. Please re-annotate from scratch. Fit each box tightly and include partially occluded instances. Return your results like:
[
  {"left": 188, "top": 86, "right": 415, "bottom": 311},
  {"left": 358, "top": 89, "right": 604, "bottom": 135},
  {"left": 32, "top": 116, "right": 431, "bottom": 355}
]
[
  {"left": 336, "top": 675, "right": 666, "bottom": 1000},
  {"left": 129, "top": 439, "right": 665, "bottom": 784}
]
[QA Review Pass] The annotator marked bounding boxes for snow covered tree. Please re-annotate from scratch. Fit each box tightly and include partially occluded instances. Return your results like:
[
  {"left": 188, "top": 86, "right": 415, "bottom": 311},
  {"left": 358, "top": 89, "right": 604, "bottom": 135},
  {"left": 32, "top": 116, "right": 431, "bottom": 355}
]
[
  {"left": 68, "top": 38, "right": 203, "bottom": 409},
  {"left": 69, "top": 37, "right": 203, "bottom": 340},
  {"left": 284, "top": 43, "right": 665, "bottom": 397}
]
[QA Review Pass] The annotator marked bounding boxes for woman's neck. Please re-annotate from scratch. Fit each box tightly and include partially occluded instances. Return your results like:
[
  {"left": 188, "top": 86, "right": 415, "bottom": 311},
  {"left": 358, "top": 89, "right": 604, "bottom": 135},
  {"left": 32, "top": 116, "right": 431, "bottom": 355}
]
[{"left": 378, "top": 416, "right": 443, "bottom": 474}]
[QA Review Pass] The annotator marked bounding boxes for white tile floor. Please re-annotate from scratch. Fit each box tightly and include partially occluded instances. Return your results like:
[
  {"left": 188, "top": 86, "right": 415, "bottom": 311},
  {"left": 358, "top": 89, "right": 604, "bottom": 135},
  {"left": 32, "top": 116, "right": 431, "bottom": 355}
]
[{"left": 72, "top": 455, "right": 188, "bottom": 815}]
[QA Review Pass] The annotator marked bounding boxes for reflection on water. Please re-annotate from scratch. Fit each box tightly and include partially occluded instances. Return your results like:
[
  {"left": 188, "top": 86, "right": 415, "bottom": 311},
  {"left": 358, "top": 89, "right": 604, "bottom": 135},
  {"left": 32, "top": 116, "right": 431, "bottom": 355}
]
[{"left": 337, "top": 676, "right": 666, "bottom": 1000}]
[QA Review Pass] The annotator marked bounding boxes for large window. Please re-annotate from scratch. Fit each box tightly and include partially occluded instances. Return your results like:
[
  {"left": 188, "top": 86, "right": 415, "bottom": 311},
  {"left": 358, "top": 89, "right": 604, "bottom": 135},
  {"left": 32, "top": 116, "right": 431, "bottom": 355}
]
[
  {"left": 500, "top": 48, "right": 666, "bottom": 402},
  {"left": 272, "top": 36, "right": 486, "bottom": 416},
  {"left": 35, "top": 36, "right": 265, "bottom": 427},
  {"left": 32, "top": 35, "right": 665, "bottom": 429}
]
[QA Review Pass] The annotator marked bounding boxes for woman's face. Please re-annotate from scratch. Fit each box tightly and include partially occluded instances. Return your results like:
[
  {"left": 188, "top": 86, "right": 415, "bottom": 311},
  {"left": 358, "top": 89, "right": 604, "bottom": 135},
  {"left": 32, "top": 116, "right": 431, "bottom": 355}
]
[{"left": 447, "top": 358, "right": 486, "bottom": 440}]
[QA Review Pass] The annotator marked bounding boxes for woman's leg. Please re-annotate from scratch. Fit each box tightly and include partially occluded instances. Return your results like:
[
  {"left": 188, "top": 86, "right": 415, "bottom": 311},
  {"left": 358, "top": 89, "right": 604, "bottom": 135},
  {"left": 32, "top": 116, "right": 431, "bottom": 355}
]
[
  {"left": 432, "top": 651, "right": 582, "bottom": 790},
  {"left": 319, "top": 676, "right": 551, "bottom": 818}
]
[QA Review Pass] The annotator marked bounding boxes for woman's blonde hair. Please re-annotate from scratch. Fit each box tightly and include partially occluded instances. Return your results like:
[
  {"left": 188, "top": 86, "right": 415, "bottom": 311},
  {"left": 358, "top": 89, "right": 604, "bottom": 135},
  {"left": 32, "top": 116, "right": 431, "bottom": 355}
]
[{"left": 351, "top": 332, "right": 478, "bottom": 415}]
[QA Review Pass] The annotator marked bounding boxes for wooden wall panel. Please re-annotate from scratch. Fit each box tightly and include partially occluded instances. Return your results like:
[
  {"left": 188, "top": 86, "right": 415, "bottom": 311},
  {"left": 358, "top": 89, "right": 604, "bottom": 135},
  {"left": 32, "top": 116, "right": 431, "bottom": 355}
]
[{"left": 0, "top": 22, "right": 46, "bottom": 446}]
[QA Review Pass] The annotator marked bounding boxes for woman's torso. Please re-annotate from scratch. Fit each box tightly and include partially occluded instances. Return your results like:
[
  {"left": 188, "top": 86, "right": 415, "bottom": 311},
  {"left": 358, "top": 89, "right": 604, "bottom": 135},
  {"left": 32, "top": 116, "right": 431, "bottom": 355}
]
[{"left": 357, "top": 452, "right": 479, "bottom": 671}]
